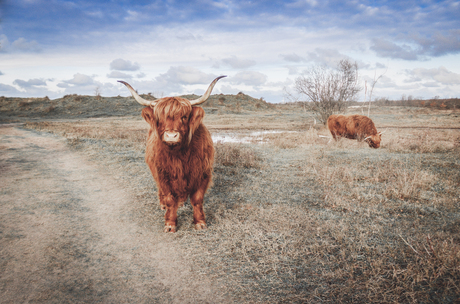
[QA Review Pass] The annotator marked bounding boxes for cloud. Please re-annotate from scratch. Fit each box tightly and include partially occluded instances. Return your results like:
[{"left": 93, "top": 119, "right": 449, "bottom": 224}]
[
  {"left": 413, "top": 30, "right": 460, "bottom": 57},
  {"left": 0, "top": 35, "right": 41, "bottom": 53},
  {"left": 285, "top": 0, "right": 318, "bottom": 9},
  {"left": 370, "top": 38, "right": 419, "bottom": 60},
  {"left": 0, "top": 83, "right": 21, "bottom": 95},
  {"left": 406, "top": 66, "right": 460, "bottom": 85},
  {"left": 176, "top": 32, "right": 202, "bottom": 41},
  {"left": 57, "top": 73, "right": 95, "bottom": 88},
  {"left": 124, "top": 66, "right": 221, "bottom": 96},
  {"left": 375, "top": 62, "right": 387, "bottom": 69},
  {"left": 285, "top": 65, "right": 299, "bottom": 75},
  {"left": 280, "top": 53, "right": 305, "bottom": 63},
  {"left": 229, "top": 71, "right": 267, "bottom": 86},
  {"left": 110, "top": 58, "right": 140, "bottom": 71},
  {"left": 107, "top": 71, "right": 133, "bottom": 79},
  {"left": 306, "top": 48, "right": 351, "bottom": 67},
  {"left": 221, "top": 56, "right": 256, "bottom": 69},
  {"left": 0, "top": 35, "right": 8, "bottom": 52},
  {"left": 156, "top": 66, "right": 216, "bottom": 85},
  {"left": 11, "top": 37, "right": 41, "bottom": 52},
  {"left": 0, "top": 79, "right": 56, "bottom": 98},
  {"left": 0, "top": 71, "right": 3, "bottom": 76},
  {"left": 365, "top": 75, "right": 395, "bottom": 89},
  {"left": 422, "top": 82, "right": 441, "bottom": 88},
  {"left": 124, "top": 10, "right": 140, "bottom": 22},
  {"left": 13, "top": 78, "right": 47, "bottom": 88}
]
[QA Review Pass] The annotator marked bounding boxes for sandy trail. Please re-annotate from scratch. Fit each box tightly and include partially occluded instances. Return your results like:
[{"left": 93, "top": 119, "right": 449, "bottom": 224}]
[{"left": 0, "top": 127, "right": 223, "bottom": 303}]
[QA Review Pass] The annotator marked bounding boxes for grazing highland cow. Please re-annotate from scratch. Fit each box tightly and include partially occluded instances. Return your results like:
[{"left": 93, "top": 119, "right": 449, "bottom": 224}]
[
  {"left": 118, "top": 76, "right": 226, "bottom": 232},
  {"left": 327, "top": 114, "right": 384, "bottom": 148}
]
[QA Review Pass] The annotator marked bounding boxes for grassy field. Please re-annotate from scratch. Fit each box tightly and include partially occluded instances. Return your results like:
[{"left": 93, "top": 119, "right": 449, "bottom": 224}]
[{"left": 3, "top": 94, "right": 460, "bottom": 303}]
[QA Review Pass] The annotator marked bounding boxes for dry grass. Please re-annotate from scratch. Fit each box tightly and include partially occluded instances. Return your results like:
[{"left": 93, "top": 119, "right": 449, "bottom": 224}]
[
  {"left": 214, "top": 143, "right": 261, "bottom": 169},
  {"left": 382, "top": 128, "right": 459, "bottom": 153},
  {"left": 258, "top": 128, "right": 323, "bottom": 149},
  {"left": 26, "top": 119, "right": 148, "bottom": 152},
  {"left": 23, "top": 106, "right": 460, "bottom": 303}
]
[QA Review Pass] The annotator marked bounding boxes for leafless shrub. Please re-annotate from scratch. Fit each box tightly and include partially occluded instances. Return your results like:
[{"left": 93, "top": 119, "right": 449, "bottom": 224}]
[
  {"left": 95, "top": 86, "right": 102, "bottom": 100},
  {"left": 294, "top": 59, "right": 361, "bottom": 124}
]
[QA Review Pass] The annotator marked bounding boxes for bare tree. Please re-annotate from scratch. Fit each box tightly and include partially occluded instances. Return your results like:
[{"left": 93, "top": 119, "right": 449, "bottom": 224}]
[
  {"left": 95, "top": 86, "right": 102, "bottom": 100},
  {"left": 294, "top": 59, "right": 361, "bottom": 124},
  {"left": 364, "top": 69, "right": 386, "bottom": 117}
]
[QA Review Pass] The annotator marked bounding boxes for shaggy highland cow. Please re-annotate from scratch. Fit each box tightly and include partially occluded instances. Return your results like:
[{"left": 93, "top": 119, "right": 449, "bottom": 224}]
[
  {"left": 118, "top": 76, "right": 226, "bottom": 232},
  {"left": 327, "top": 114, "right": 384, "bottom": 148}
]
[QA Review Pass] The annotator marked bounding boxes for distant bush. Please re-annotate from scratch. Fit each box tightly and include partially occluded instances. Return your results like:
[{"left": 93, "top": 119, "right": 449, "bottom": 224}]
[
  {"left": 372, "top": 97, "right": 460, "bottom": 109},
  {"left": 293, "top": 59, "right": 361, "bottom": 124},
  {"left": 44, "top": 105, "right": 55, "bottom": 113}
]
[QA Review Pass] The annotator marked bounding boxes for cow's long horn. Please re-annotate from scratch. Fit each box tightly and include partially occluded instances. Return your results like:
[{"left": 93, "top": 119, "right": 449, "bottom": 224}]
[
  {"left": 364, "top": 135, "right": 372, "bottom": 140},
  {"left": 378, "top": 129, "right": 387, "bottom": 135},
  {"left": 189, "top": 76, "right": 227, "bottom": 106},
  {"left": 118, "top": 80, "right": 157, "bottom": 107}
]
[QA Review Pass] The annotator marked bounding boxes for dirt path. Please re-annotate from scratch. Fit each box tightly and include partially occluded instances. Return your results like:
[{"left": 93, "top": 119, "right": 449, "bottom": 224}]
[{"left": 0, "top": 127, "right": 224, "bottom": 303}]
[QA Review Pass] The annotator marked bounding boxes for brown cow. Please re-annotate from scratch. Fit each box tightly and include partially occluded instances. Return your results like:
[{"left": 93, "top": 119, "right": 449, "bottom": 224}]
[
  {"left": 118, "top": 76, "right": 226, "bottom": 232},
  {"left": 327, "top": 114, "right": 384, "bottom": 148}
]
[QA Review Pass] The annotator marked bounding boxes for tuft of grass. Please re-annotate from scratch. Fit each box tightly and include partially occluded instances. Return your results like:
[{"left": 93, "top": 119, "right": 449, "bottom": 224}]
[
  {"left": 383, "top": 129, "right": 457, "bottom": 153},
  {"left": 214, "top": 143, "right": 261, "bottom": 169},
  {"left": 262, "top": 128, "right": 324, "bottom": 149},
  {"left": 25, "top": 121, "right": 147, "bottom": 152}
]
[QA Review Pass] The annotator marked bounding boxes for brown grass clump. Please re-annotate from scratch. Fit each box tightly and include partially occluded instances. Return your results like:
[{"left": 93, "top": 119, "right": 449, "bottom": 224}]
[
  {"left": 43, "top": 105, "right": 55, "bottom": 113},
  {"left": 214, "top": 143, "right": 261, "bottom": 169},
  {"left": 383, "top": 129, "right": 458, "bottom": 153},
  {"left": 262, "top": 128, "right": 323, "bottom": 149},
  {"left": 25, "top": 120, "right": 148, "bottom": 152}
]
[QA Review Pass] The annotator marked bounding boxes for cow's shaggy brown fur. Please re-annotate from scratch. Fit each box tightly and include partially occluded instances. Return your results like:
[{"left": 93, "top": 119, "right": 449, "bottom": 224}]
[
  {"left": 141, "top": 98, "right": 214, "bottom": 232},
  {"left": 119, "top": 77, "right": 225, "bottom": 232},
  {"left": 327, "top": 114, "right": 382, "bottom": 148}
]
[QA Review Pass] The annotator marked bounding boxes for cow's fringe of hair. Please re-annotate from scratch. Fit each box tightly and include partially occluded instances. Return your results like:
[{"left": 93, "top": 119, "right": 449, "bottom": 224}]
[{"left": 154, "top": 97, "right": 192, "bottom": 119}]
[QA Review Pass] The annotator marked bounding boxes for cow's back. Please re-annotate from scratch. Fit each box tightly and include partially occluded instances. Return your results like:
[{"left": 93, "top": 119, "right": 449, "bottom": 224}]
[
  {"left": 327, "top": 114, "right": 348, "bottom": 138},
  {"left": 328, "top": 114, "right": 378, "bottom": 140},
  {"left": 347, "top": 115, "right": 377, "bottom": 139}
]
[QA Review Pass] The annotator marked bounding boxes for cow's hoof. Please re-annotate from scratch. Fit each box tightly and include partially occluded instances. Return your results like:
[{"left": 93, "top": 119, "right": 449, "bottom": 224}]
[
  {"left": 164, "top": 225, "right": 176, "bottom": 233},
  {"left": 195, "top": 223, "right": 207, "bottom": 230}
]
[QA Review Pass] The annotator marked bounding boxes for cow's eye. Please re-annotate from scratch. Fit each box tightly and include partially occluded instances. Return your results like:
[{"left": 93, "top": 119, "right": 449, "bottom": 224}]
[{"left": 182, "top": 116, "right": 188, "bottom": 121}]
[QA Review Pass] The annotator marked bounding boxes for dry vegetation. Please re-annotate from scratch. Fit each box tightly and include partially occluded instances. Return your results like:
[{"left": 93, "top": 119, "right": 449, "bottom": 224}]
[{"left": 12, "top": 99, "right": 460, "bottom": 303}]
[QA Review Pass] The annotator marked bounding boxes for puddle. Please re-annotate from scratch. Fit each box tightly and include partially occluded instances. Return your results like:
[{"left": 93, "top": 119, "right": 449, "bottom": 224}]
[{"left": 212, "top": 130, "right": 298, "bottom": 144}]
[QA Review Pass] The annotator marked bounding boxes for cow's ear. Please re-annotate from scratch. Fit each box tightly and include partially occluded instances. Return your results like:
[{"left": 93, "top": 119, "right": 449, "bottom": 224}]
[
  {"left": 189, "top": 106, "right": 205, "bottom": 133},
  {"left": 141, "top": 107, "right": 155, "bottom": 125}
]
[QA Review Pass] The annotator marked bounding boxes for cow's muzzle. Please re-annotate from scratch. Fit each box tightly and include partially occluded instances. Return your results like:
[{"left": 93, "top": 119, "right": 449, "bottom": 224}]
[{"left": 163, "top": 131, "right": 181, "bottom": 145}]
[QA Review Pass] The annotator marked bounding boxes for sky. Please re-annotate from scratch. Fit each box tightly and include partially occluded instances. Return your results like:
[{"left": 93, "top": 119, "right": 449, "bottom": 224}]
[{"left": 0, "top": 0, "right": 460, "bottom": 103}]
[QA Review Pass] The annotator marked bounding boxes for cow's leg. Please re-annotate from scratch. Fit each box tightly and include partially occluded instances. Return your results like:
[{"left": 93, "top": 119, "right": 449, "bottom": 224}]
[
  {"left": 190, "top": 190, "right": 206, "bottom": 230},
  {"left": 332, "top": 132, "right": 338, "bottom": 141},
  {"left": 160, "top": 193, "right": 178, "bottom": 233},
  {"left": 190, "top": 176, "right": 211, "bottom": 230},
  {"left": 158, "top": 189, "right": 166, "bottom": 210}
]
